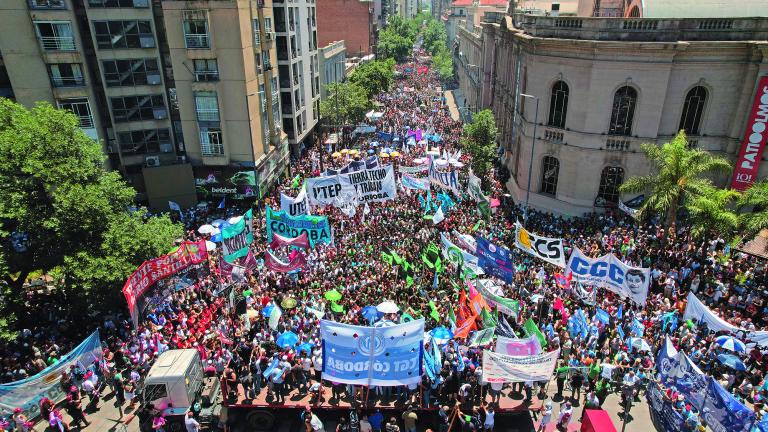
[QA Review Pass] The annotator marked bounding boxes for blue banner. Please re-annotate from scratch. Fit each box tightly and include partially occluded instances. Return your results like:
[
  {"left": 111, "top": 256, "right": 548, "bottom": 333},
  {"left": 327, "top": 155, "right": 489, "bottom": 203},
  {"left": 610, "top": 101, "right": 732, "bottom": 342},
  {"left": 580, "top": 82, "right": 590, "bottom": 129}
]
[
  {"left": 320, "top": 319, "right": 424, "bottom": 386},
  {"left": 647, "top": 381, "right": 686, "bottom": 432},
  {"left": 265, "top": 206, "right": 332, "bottom": 247},
  {"left": 402, "top": 174, "right": 431, "bottom": 191},
  {"left": 475, "top": 236, "right": 514, "bottom": 283},
  {"left": 0, "top": 331, "right": 102, "bottom": 419}
]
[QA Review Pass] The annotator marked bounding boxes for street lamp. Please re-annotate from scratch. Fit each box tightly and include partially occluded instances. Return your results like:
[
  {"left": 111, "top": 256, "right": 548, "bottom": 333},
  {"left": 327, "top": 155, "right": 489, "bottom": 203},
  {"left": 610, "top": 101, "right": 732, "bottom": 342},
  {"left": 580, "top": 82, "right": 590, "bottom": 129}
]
[{"left": 520, "top": 93, "right": 539, "bottom": 222}]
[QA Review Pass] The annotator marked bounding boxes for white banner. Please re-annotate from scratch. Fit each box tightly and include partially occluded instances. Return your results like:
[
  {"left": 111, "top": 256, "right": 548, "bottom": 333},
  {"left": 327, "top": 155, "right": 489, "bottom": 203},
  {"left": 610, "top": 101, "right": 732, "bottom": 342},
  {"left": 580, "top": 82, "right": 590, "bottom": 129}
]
[
  {"left": 306, "top": 165, "right": 397, "bottom": 206},
  {"left": 440, "top": 232, "right": 484, "bottom": 275},
  {"left": 481, "top": 349, "right": 560, "bottom": 383},
  {"left": 467, "top": 170, "right": 487, "bottom": 203},
  {"left": 398, "top": 164, "right": 429, "bottom": 174},
  {"left": 684, "top": 292, "right": 768, "bottom": 346},
  {"left": 618, "top": 201, "right": 640, "bottom": 219},
  {"left": 566, "top": 248, "right": 650, "bottom": 305},
  {"left": 428, "top": 159, "right": 461, "bottom": 195},
  {"left": 514, "top": 222, "right": 566, "bottom": 268},
  {"left": 280, "top": 188, "right": 309, "bottom": 216}
]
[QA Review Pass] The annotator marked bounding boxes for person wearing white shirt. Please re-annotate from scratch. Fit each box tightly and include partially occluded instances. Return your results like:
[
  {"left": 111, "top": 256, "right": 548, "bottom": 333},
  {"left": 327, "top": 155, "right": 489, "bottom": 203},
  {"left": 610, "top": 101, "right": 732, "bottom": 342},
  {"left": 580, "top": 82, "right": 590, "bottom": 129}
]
[{"left": 185, "top": 412, "right": 200, "bottom": 432}]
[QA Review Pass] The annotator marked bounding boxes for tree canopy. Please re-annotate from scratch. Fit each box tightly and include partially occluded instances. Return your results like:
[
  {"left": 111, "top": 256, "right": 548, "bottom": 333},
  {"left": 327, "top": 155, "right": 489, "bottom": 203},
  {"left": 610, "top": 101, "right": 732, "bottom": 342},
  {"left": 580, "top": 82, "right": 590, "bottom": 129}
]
[
  {"left": 461, "top": 109, "right": 498, "bottom": 190},
  {"left": 348, "top": 59, "right": 396, "bottom": 100},
  {"left": 619, "top": 131, "right": 732, "bottom": 226},
  {"left": 378, "top": 29, "right": 413, "bottom": 62},
  {"left": 319, "top": 81, "right": 372, "bottom": 127},
  {"left": 737, "top": 178, "right": 768, "bottom": 239},
  {"left": 0, "top": 99, "right": 182, "bottom": 326}
]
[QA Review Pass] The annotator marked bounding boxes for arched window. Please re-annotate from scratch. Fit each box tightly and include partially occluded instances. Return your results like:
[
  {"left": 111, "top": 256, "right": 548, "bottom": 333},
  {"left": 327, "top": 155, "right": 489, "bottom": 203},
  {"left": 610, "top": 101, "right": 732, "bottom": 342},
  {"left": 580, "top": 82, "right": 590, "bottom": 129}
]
[
  {"left": 548, "top": 81, "right": 569, "bottom": 128},
  {"left": 679, "top": 86, "right": 707, "bottom": 135},
  {"left": 608, "top": 86, "right": 637, "bottom": 136},
  {"left": 628, "top": 6, "right": 640, "bottom": 17},
  {"left": 540, "top": 156, "right": 559, "bottom": 195},
  {"left": 597, "top": 166, "right": 624, "bottom": 205}
]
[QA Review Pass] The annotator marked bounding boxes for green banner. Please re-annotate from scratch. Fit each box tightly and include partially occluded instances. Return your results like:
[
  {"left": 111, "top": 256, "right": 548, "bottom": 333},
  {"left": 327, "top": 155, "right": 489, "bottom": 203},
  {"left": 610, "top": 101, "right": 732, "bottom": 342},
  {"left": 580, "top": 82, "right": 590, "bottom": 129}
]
[
  {"left": 524, "top": 318, "right": 547, "bottom": 348},
  {"left": 221, "top": 209, "right": 253, "bottom": 262},
  {"left": 265, "top": 205, "right": 332, "bottom": 246}
]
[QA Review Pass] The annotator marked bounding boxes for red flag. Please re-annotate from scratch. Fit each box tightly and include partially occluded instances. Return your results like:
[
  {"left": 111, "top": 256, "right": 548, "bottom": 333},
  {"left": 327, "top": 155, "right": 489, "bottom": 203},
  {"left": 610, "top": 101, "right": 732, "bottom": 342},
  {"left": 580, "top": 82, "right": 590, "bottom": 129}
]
[
  {"left": 458, "top": 289, "right": 471, "bottom": 321},
  {"left": 454, "top": 314, "right": 478, "bottom": 339},
  {"left": 470, "top": 292, "right": 490, "bottom": 316}
]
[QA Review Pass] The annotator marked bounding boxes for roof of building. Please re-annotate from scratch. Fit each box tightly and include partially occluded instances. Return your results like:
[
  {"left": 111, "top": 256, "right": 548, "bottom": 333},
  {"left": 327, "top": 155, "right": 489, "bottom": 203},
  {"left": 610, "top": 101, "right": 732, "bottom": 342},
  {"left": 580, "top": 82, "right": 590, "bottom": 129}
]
[
  {"left": 737, "top": 229, "right": 768, "bottom": 260},
  {"left": 451, "top": 0, "right": 473, "bottom": 6},
  {"left": 479, "top": 0, "right": 507, "bottom": 5},
  {"left": 641, "top": 0, "right": 768, "bottom": 18}
]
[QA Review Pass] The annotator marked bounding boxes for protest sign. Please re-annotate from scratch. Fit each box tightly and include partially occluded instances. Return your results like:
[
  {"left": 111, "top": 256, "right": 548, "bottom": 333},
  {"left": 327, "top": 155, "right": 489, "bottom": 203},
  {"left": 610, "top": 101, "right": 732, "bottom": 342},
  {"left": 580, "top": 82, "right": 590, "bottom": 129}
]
[
  {"left": 647, "top": 381, "right": 687, "bottom": 432},
  {"left": 280, "top": 188, "right": 309, "bottom": 216},
  {"left": 320, "top": 319, "right": 424, "bottom": 386},
  {"left": 401, "top": 174, "right": 431, "bottom": 190},
  {"left": 475, "top": 279, "right": 519, "bottom": 317},
  {"left": 306, "top": 165, "right": 397, "bottom": 206},
  {"left": 440, "top": 232, "right": 484, "bottom": 275},
  {"left": 0, "top": 331, "right": 102, "bottom": 419},
  {"left": 475, "top": 236, "right": 515, "bottom": 283},
  {"left": 495, "top": 335, "right": 542, "bottom": 356},
  {"left": 398, "top": 164, "right": 429, "bottom": 174},
  {"left": 683, "top": 292, "right": 768, "bottom": 346},
  {"left": 269, "top": 232, "right": 310, "bottom": 250},
  {"left": 567, "top": 248, "right": 650, "bottom": 305},
  {"left": 514, "top": 222, "right": 566, "bottom": 268},
  {"left": 467, "top": 170, "right": 487, "bottom": 203},
  {"left": 618, "top": 201, "right": 639, "bottom": 219},
  {"left": 221, "top": 209, "right": 254, "bottom": 262},
  {"left": 481, "top": 349, "right": 560, "bottom": 383},
  {"left": 265, "top": 250, "right": 307, "bottom": 272},
  {"left": 265, "top": 206, "right": 332, "bottom": 246},
  {"left": 122, "top": 240, "right": 208, "bottom": 326},
  {"left": 428, "top": 159, "right": 461, "bottom": 195}
]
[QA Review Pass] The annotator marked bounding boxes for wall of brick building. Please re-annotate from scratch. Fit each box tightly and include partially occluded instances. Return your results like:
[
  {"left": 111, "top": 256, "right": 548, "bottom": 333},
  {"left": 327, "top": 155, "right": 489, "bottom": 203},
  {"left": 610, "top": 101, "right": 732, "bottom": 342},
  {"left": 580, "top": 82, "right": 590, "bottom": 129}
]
[{"left": 317, "top": 0, "right": 373, "bottom": 57}]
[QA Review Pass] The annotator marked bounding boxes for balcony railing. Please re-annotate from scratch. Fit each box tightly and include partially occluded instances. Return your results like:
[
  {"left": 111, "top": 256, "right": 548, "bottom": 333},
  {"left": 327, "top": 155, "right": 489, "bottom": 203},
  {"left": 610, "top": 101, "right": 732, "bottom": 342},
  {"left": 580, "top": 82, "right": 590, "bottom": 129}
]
[
  {"left": 52, "top": 76, "right": 85, "bottom": 87},
  {"left": 543, "top": 128, "right": 564, "bottom": 143},
  {"left": 605, "top": 136, "right": 631, "bottom": 151},
  {"left": 200, "top": 131, "right": 224, "bottom": 155},
  {"left": 194, "top": 71, "right": 219, "bottom": 82},
  {"left": 39, "top": 36, "right": 76, "bottom": 51},
  {"left": 77, "top": 114, "right": 95, "bottom": 129},
  {"left": 185, "top": 33, "right": 210, "bottom": 49}
]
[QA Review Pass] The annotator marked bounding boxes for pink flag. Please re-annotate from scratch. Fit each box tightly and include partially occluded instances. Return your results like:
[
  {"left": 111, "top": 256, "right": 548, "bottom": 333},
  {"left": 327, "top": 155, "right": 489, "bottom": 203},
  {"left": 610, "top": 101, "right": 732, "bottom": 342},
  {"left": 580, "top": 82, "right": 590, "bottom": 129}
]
[
  {"left": 269, "top": 232, "right": 310, "bottom": 250},
  {"left": 467, "top": 279, "right": 478, "bottom": 298},
  {"left": 495, "top": 335, "right": 542, "bottom": 356},
  {"left": 264, "top": 250, "right": 306, "bottom": 273}
]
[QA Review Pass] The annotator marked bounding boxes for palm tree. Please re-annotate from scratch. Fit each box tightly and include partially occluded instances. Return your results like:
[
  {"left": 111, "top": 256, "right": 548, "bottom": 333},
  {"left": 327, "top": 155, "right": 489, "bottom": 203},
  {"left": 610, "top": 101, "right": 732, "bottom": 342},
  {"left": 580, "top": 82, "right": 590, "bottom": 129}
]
[
  {"left": 685, "top": 184, "right": 740, "bottom": 238},
  {"left": 619, "top": 131, "right": 732, "bottom": 225},
  {"left": 738, "top": 178, "right": 768, "bottom": 238}
]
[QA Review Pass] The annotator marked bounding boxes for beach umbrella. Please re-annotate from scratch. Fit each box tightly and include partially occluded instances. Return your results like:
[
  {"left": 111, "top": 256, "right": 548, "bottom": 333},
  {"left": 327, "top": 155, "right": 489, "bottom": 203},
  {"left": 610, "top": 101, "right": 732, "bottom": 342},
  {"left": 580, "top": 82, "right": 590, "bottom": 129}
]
[
  {"left": 628, "top": 337, "right": 652, "bottom": 352},
  {"left": 205, "top": 240, "right": 217, "bottom": 251},
  {"left": 228, "top": 215, "right": 243, "bottom": 225},
  {"left": 324, "top": 289, "right": 343, "bottom": 302},
  {"left": 380, "top": 152, "right": 389, "bottom": 158},
  {"left": 431, "top": 327, "right": 454, "bottom": 344},
  {"left": 297, "top": 342, "right": 315, "bottom": 354},
  {"left": 715, "top": 335, "right": 746, "bottom": 353},
  {"left": 211, "top": 219, "right": 229, "bottom": 228},
  {"left": 383, "top": 147, "right": 393, "bottom": 153},
  {"left": 376, "top": 301, "right": 399, "bottom": 314},
  {"left": 276, "top": 331, "right": 299, "bottom": 348},
  {"left": 717, "top": 353, "right": 747, "bottom": 371},
  {"left": 198, "top": 224, "right": 216, "bottom": 234},
  {"left": 332, "top": 152, "right": 342, "bottom": 158},
  {"left": 341, "top": 149, "right": 349, "bottom": 154},
  {"left": 281, "top": 298, "right": 298, "bottom": 309},
  {"left": 210, "top": 233, "right": 222, "bottom": 242},
  {"left": 361, "top": 306, "right": 383, "bottom": 323},
  {"left": 390, "top": 151, "right": 401, "bottom": 157}
]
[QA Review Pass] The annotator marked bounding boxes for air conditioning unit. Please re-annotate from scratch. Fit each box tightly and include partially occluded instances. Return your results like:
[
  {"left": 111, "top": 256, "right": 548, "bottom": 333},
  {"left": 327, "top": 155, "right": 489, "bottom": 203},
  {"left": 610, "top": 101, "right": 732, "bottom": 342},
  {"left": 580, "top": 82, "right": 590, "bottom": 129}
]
[
  {"left": 146, "top": 73, "right": 161, "bottom": 85},
  {"left": 145, "top": 156, "right": 160, "bottom": 167},
  {"left": 265, "top": 32, "right": 275, "bottom": 41}
]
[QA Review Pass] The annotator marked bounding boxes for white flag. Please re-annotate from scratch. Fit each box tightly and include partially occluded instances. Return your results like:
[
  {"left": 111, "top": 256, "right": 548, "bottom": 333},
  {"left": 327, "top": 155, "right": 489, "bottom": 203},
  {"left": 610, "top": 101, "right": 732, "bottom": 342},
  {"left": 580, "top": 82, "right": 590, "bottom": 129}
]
[
  {"left": 433, "top": 206, "right": 445, "bottom": 225},
  {"left": 269, "top": 305, "right": 282, "bottom": 330}
]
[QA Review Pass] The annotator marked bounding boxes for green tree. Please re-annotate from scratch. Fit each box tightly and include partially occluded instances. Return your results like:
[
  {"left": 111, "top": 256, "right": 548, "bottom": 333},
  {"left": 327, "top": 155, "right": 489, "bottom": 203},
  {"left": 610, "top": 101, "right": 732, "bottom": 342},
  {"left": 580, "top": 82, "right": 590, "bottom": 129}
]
[
  {"left": 0, "top": 99, "right": 182, "bottom": 320},
  {"left": 619, "top": 131, "right": 732, "bottom": 225},
  {"left": 349, "top": 59, "right": 395, "bottom": 99},
  {"left": 685, "top": 185, "right": 740, "bottom": 238},
  {"left": 378, "top": 29, "right": 413, "bottom": 62},
  {"left": 432, "top": 48, "right": 454, "bottom": 81},
  {"left": 319, "top": 82, "right": 372, "bottom": 127},
  {"left": 738, "top": 178, "right": 768, "bottom": 238},
  {"left": 387, "top": 15, "right": 418, "bottom": 42},
  {"left": 461, "top": 109, "right": 498, "bottom": 190},
  {"left": 422, "top": 19, "right": 448, "bottom": 55}
]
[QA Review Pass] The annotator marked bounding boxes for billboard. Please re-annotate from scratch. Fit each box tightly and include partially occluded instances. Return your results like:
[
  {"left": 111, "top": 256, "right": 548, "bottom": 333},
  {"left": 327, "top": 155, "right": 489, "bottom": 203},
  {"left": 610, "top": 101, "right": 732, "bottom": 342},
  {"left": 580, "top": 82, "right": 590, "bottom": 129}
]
[{"left": 731, "top": 75, "right": 768, "bottom": 191}]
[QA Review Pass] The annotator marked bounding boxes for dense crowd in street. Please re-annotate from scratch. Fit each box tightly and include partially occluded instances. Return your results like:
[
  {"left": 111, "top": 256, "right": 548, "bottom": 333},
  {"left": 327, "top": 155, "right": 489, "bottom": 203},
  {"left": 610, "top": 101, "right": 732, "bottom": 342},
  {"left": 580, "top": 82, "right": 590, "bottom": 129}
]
[{"left": 2, "top": 51, "right": 768, "bottom": 432}]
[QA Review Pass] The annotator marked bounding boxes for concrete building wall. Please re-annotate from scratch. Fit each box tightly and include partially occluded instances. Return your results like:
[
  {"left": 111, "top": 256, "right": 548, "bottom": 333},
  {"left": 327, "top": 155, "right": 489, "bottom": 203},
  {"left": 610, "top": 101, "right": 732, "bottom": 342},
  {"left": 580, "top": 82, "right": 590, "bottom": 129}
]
[
  {"left": 316, "top": 0, "right": 374, "bottom": 57},
  {"left": 481, "top": 15, "right": 768, "bottom": 216},
  {"left": 319, "top": 41, "right": 347, "bottom": 100}
]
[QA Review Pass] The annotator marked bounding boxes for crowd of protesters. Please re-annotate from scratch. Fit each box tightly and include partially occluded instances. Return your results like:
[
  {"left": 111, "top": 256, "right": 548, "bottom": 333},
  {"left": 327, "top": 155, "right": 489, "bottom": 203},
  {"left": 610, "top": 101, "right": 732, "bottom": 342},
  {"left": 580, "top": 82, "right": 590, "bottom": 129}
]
[{"left": 2, "top": 52, "right": 768, "bottom": 432}]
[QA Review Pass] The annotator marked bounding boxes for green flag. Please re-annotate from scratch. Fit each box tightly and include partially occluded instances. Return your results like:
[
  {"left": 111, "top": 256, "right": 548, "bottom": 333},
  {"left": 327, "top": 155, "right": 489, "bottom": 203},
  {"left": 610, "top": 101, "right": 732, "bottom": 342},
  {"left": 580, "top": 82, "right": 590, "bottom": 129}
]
[
  {"left": 406, "top": 275, "right": 414, "bottom": 287},
  {"left": 381, "top": 251, "right": 393, "bottom": 266},
  {"left": 400, "top": 313, "right": 415, "bottom": 323},
  {"left": 481, "top": 308, "right": 497, "bottom": 328},
  {"left": 391, "top": 250, "right": 404, "bottom": 265},
  {"left": 448, "top": 306, "right": 456, "bottom": 326},
  {"left": 429, "top": 301, "right": 440, "bottom": 322},
  {"left": 422, "top": 243, "right": 440, "bottom": 269},
  {"left": 478, "top": 200, "right": 491, "bottom": 220},
  {"left": 472, "top": 220, "right": 482, "bottom": 232},
  {"left": 523, "top": 318, "right": 547, "bottom": 348},
  {"left": 330, "top": 302, "right": 345, "bottom": 313},
  {"left": 291, "top": 174, "right": 301, "bottom": 188},
  {"left": 469, "top": 327, "right": 496, "bottom": 347}
]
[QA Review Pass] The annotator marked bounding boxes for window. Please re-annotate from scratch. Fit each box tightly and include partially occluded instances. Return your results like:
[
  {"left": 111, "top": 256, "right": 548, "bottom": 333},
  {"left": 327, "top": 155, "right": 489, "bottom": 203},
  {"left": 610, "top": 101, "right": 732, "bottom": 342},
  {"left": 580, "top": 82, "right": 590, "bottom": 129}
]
[
  {"left": 102, "top": 59, "right": 160, "bottom": 87},
  {"left": 183, "top": 11, "right": 210, "bottom": 49},
  {"left": 34, "top": 22, "right": 75, "bottom": 51},
  {"left": 143, "top": 384, "right": 168, "bottom": 402},
  {"left": 547, "top": 81, "right": 569, "bottom": 128},
  {"left": 118, "top": 128, "right": 172, "bottom": 155},
  {"left": 110, "top": 95, "right": 166, "bottom": 123},
  {"left": 679, "top": 86, "right": 707, "bottom": 135},
  {"left": 264, "top": 17, "right": 272, "bottom": 32},
  {"left": 200, "top": 127, "right": 223, "bottom": 155},
  {"left": 93, "top": 20, "right": 154, "bottom": 49},
  {"left": 28, "top": 0, "right": 65, "bottom": 9},
  {"left": 608, "top": 86, "right": 637, "bottom": 136},
  {"left": 194, "top": 91, "right": 219, "bottom": 121},
  {"left": 193, "top": 59, "right": 219, "bottom": 82},
  {"left": 88, "top": 0, "right": 147, "bottom": 7},
  {"left": 540, "top": 156, "right": 559, "bottom": 196},
  {"left": 48, "top": 64, "right": 84, "bottom": 87},
  {"left": 253, "top": 19, "right": 260, "bottom": 46},
  {"left": 57, "top": 98, "right": 94, "bottom": 128},
  {"left": 596, "top": 166, "right": 624, "bottom": 206}
]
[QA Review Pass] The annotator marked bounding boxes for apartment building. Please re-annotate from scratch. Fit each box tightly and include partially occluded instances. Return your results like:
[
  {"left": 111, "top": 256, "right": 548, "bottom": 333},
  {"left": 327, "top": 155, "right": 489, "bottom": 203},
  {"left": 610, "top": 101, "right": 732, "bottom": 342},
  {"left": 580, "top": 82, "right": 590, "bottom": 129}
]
[
  {"left": 0, "top": 0, "right": 288, "bottom": 210},
  {"left": 316, "top": 0, "right": 376, "bottom": 57},
  {"left": 318, "top": 40, "right": 347, "bottom": 100},
  {"left": 273, "top": 0, "right": 319, "bottom": 158}
]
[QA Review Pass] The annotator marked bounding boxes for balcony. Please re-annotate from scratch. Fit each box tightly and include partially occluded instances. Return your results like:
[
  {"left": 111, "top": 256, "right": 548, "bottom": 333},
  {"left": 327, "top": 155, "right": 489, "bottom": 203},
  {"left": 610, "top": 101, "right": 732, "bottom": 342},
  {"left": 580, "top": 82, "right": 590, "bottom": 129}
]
[
  {"left": 28, "top": 0, "right": 65, "bottom": 9},
  {"left": 39, "top": 36, "right": 76, "bottom": 51},
  {"left": 185, "top": 34, "right": 210, "bottom": 49},
  {"left": 51, "top": 75, "right": 85, "bottom": 87},
  {"left": 194, "top": 71, "right": 219, "bottom": 82},
  {"left": 605, "top": 136, "right": 631, "bottom": 151},
  {"left": 543, "top": 128, "right": 563, "bottom": 144}
]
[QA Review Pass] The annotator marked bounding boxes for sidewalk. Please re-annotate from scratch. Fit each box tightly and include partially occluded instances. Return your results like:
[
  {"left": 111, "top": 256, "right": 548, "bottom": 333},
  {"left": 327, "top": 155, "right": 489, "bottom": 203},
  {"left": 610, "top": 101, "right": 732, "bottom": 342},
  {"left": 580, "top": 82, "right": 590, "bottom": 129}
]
[
  {"left": 47, "top": 392, "right": 139, "bottom": 432},
  {"left": 444, "top": 90, "right": 461, "bottom": 122}
]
